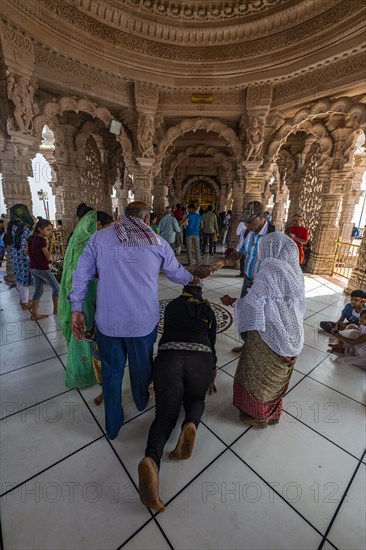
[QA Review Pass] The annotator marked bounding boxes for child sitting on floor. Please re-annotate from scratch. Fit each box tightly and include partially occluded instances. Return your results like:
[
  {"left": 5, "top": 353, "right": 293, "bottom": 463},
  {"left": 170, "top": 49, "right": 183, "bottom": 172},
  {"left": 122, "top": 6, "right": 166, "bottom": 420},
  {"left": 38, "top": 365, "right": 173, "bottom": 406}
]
[
  {"left": 328, "top": 310, "right": 366, "bottom": 366},
  {"left": 320, "top": 289, "right": 366, "bottom": 335}
]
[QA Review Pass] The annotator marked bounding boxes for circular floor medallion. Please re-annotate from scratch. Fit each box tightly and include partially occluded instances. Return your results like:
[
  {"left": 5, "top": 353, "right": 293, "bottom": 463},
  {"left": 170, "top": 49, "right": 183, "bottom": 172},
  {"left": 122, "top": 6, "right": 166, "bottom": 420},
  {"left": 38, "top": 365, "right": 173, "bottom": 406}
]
[{"left": 158, "top": 299, "right": 233, "bottom": 334}]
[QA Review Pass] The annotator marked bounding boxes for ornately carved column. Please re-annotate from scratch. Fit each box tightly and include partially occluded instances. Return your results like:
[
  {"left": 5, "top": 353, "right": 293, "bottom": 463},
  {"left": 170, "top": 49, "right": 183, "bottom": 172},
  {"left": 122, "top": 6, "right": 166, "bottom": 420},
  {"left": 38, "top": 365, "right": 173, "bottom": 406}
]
[
  {"left": 53, "top": 123, "right": 83, "bottom": 236},
  {"left": 271, "top": 182, "right": 289, "bottom": 230},
  {"left": 339, "top": 155, "right": 366, "bottom": 241},
  {"left": 132, "top": 158, "right": 154, "bottom": 207},
  {"left": 243, "top": 163, "right": 265, "bottom": 206},
  {"left": 229, "top": 167, "right": 245, "bottom": 247},
  {"left": 93, "top": 133, "right": 113, "bottom": 213},
  {"left": 307, "top": 174, "right": 343, "bottom": 275},
  {"left": 218, "top": 185, "right": 228, "bottom": 213},
  {"left": 346, "top": 236, "right": 366, "bottom": 293},
  {"left": 152, "top": 176, "right": 166, "bottom": 219},
  {"left": 0, "top": 138, "right": 35, "bottom": 211},
  {"left": 286, "top": 181, "right": 302, "bottom": 223}
]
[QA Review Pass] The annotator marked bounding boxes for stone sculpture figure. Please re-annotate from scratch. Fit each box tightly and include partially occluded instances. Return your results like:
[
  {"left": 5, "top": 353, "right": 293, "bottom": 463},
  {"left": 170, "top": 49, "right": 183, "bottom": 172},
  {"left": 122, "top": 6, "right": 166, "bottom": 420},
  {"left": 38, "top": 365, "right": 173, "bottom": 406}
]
[
  {"left": 246, "top": 117, "right": 264, "bottom": 160},
  {"left": 7, "top": 74, "right": 37, "bottom": 134},
  {"left": 137, "top": 114, "right": 155, "bottom": 158}
]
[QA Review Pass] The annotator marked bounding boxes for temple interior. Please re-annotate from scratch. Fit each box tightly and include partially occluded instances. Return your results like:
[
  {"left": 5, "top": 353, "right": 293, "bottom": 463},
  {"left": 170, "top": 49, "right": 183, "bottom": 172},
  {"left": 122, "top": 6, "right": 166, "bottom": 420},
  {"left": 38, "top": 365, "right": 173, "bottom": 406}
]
[{"left": 0, "top": 1, "right": 365, "bottom": 549}]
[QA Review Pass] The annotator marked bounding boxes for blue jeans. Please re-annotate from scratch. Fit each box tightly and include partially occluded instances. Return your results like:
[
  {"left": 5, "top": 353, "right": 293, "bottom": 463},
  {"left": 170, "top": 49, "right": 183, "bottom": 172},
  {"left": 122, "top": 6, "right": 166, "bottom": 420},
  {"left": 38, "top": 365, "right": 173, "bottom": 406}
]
[
  {"left": 319, "top": 321, "right": 337, "bottom": 334},
  {"left": 30, "top": 268, "right": 60, "bottom": 301},
  {"left": 96, "top": 326, "right": 157, "bottom": 440}
]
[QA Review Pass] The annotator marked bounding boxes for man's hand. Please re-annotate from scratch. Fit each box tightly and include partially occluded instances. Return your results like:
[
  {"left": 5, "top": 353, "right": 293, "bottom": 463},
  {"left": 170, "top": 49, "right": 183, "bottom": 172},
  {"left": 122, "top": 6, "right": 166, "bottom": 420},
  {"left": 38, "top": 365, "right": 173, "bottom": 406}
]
[
  {"left": 189, "top": 265, "right": 213, "bottom": 279},
  {"left": 210, "top": 260, "right": 225, "bottom": 272},
  {"left": 331, "top": 324, "right": 339, "bottom": 334},
  {"left": 70, "top": 312, "right": 87, "bottom": 340},
  {"left": 220, "top": 295, "right": 236, "bottom": 307},
  {"left": 190, "top": 275, "right": 203, "bottom": 286}
]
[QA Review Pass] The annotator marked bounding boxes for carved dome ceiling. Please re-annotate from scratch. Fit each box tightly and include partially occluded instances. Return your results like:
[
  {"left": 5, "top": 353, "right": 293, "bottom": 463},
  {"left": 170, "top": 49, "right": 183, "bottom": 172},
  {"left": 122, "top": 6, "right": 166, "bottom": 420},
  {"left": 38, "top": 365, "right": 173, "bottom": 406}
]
[{"left": 9, "top": 0, "right": 366, "bottom": 87}]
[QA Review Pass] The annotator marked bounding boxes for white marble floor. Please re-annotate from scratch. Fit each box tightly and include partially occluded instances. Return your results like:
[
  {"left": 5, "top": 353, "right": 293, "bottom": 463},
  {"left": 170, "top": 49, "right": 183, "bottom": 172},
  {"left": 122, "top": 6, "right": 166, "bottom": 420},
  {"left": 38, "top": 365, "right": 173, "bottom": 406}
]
[{"left": 0, "top": 263, "right": 365, "bottom": 550}]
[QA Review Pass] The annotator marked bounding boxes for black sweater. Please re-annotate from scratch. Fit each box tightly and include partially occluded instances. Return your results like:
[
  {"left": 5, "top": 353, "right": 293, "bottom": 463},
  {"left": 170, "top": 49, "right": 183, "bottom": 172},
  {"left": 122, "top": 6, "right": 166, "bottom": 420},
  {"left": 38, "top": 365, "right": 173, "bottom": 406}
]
[{"left": 159, "top": 295, "right": 217, "bottom": 366}]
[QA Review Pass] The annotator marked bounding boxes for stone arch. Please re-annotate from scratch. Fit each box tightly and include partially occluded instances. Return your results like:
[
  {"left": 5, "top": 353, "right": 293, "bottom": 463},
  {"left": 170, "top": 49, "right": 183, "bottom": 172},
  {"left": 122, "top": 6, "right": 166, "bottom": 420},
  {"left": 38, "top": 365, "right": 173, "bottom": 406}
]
[
  {"left": 34, "top": 95, "right": 133, "bottom": 166},
  {"left": 181, "top": 176, "right": 220, "bottom": 198},
  {"left": 267, "top": 98, "right": 366, "bottom": 163},
  {"left": 34, "top": 96, "right": 113, "bottom": 134},
  {"left": 156, "top": 117, "right": 243, "bottom": 167},
  {"left": 168, "top": 145, "right": 233, "bottom": 180}
]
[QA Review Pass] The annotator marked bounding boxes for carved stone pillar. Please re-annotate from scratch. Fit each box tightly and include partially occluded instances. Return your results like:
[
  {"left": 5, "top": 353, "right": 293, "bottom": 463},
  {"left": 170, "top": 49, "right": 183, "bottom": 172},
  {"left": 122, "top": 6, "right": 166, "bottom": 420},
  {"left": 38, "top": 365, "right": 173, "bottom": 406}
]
[
  {"left": 307, "top": 174, "right": 343, "bottom": 275},
  {"left": 115, "top": 187, "right": 128, "bottom": 216},
  {"left": 339, "top": 155, "right": 366, "bottom": 241},
  {"left": 219, "top": 184, "right": 228, "bottom": 212},
  {"left": 271, "top": 182, "right": 289, "bottom": 231},
  {"left": 243, "top": 163, "right": 265, "bottom": 206},
  {"left": 152, "top": 177, "right": 166, "bottom": 219},
  {"left": 0, "top": 136, "right": 38, "bottom": 283},
  {"left": 53, "top": 123, "right": 82, "bottom": 236},
  {"left": 132, "top": 158, "right": 154, "bottom": 207},
  {"left": 229, "top": 167, "right": 245, "bottom": 247},
  {"left": 0, "top": 138, "right": 35, "bottom": 211},
  {"left": 93, "top": 133, "right": 112, "bottom": 213},
  {"left": 286, "top": 180, "right": 302, "bottom": 224},
  {"left": 39, "top": 126, "right": 61, "bottom": 221},
  {"left": 346, "top": 236, "right": 366, "bottom": 293}
]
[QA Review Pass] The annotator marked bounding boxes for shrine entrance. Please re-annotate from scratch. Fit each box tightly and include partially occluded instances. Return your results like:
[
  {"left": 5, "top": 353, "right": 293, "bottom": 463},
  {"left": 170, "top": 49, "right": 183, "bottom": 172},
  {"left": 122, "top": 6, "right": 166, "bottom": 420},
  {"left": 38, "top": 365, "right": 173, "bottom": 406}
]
[{"left": 183, "top": 179, "right": 218, "bottom": 211}]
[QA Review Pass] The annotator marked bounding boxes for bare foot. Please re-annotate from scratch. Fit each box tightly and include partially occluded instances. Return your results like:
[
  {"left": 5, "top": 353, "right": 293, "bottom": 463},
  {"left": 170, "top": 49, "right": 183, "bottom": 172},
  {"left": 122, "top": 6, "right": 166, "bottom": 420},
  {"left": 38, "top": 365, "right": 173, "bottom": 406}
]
[
  {"left": 94, "top": 392, "right": 103, "bottom": 406},
  {"left": 138, "top": 457, "right": 165, "bottom": 512},
  {"left": 21, "top": 303, "right": 33, "bottom": 310},
  {"left": 169, "top": 422, "right": 196, "bottom": 460}
]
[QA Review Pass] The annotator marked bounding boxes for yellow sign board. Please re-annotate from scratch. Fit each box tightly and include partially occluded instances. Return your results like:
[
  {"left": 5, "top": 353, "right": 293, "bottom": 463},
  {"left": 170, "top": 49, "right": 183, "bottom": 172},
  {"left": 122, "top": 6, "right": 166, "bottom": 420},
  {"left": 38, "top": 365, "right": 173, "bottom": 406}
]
[{"left": 191, "top": 94, "right": 214, "bottom": 104}]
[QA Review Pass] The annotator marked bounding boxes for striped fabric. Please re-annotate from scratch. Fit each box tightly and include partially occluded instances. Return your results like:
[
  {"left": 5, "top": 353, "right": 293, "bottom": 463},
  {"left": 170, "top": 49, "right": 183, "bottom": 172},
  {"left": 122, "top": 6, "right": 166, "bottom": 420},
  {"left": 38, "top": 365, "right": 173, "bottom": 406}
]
[
  {"left": 114, "top": 215, "right": 159, "bottom": 246},
  {"left": 235, "top": 221, "right": 269, "bottom": 279}
]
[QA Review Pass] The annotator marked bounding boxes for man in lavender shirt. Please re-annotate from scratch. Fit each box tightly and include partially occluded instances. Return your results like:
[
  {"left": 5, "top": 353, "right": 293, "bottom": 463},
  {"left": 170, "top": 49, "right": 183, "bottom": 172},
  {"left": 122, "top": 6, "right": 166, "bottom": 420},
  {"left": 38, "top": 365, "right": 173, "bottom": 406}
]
[{"left": 69, "top": 201, "right": 201, "bottom": 440}]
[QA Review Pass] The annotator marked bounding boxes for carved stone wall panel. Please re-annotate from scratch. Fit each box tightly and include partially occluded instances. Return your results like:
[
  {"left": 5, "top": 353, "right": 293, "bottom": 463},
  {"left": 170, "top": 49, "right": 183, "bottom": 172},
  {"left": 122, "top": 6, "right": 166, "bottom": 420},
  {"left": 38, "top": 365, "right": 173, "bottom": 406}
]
[
  {"left": 0, "top": 20, "right": 35, "bottom": 76},
  {"left": 6, "top": 0, "right": 365, "bottom": 81},
  {"left": 272, "top": 53, "right": 366, "bottom": 107},
  {"left": 34, "top": 45, "right": 132, "bottom": 106}
]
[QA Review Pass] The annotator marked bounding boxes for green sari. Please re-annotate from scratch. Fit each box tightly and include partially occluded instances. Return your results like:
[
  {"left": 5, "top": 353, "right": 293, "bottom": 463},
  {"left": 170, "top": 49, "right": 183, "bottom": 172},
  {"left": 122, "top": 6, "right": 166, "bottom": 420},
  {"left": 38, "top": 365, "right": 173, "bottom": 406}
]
[{"left": 58, "top": 211, "right": 98, "bottom": 388}]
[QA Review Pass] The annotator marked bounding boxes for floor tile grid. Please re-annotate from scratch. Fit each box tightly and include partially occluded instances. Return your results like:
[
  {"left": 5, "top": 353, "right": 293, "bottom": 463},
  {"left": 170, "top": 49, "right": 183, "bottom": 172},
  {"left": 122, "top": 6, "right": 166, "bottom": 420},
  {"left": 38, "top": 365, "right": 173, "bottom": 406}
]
[
  {"left": 306, "top": 369, "right": 366, "bottom": 407},
  {"left": 0, "top": 364, "right": 171, "bottom": 548},
  {"left": 14, "top": 330, "right": 323, "bottom": 550},
  {"left": 110, "top": 360, "right": 349, "bottom": 547},
  {"left": 1, "top": 304, "right": 362, "bottom": 548},
  {"left": 0, "top": 319, "right": 110, "bottom": 498},
  {"left": 212, "top": 352, "right": 366, "bottom": 533},
  {"left": 225, "top": 424, "right": 365, "bottom": 550},
  {"left": 317, "top": 450, "right": 366, "bottom": 550},
  {"left": 1, "top": 278, "right": 360, "bottom": 550},
  {"left": 0, "top": 350, "right": 58, "bottom": 378},
  {"left": 0, "top": 304, "right": 176, "bottom": 550},
  {"left": 0, "top": 435, "right": 106, "bottom": 500},
  {"left": 0, "top": 387, "right": 74, "bottom": 422},
  {"left": 224, "top": 445, "right": 328, "bottom": 543}
]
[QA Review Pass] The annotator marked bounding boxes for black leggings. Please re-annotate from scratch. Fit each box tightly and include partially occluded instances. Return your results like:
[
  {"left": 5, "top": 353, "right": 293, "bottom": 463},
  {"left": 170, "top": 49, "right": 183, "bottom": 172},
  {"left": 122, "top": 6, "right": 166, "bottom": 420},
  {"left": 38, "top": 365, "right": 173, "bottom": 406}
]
[{"left": 145, "top": 350, "right": 213, "bottom": 469}]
